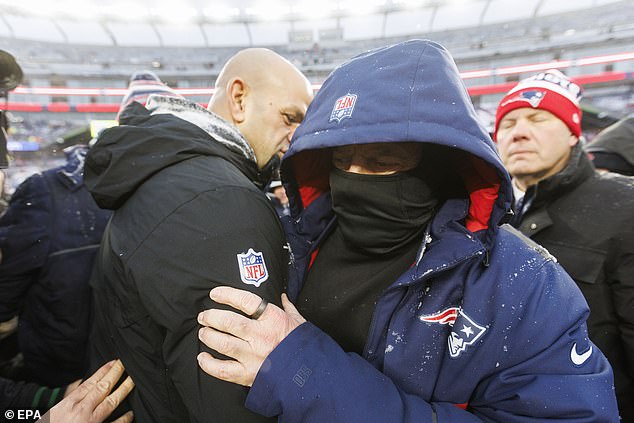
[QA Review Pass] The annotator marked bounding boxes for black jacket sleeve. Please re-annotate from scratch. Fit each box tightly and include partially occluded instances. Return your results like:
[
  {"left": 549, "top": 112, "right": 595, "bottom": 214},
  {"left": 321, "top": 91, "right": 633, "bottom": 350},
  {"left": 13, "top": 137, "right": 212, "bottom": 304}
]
[
  {"left": 610, "top": 223, "right": 634, "bottom": 378},
  {"left": 128, "top": 186, "right": 286, "bottom": 422}
]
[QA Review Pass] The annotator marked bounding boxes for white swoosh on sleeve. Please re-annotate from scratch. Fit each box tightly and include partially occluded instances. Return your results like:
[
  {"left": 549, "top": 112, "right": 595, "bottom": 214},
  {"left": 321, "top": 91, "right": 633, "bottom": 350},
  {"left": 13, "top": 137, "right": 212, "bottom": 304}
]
[{"left": 570, "top": 343, "right": 593, "bottom": 365}]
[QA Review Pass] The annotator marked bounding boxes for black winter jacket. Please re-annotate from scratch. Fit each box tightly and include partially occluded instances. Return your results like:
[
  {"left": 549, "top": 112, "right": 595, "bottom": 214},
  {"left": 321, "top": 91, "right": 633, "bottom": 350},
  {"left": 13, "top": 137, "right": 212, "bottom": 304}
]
[
  {"left": 85, "top": 99, "right": 286, "bottom": 423},
  {"left": 513, "top": 145, "right": 634, "bottom": 422}
]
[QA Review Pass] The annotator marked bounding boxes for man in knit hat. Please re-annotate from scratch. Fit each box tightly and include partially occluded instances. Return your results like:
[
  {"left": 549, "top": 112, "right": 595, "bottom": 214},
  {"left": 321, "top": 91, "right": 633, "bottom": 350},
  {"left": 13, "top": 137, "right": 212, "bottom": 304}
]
[
  {"left": 115, "top": 70, "right": 182, "bottom": 122},
  {"left": 495, "top": 69, "right": 634, "bottom": 421}
]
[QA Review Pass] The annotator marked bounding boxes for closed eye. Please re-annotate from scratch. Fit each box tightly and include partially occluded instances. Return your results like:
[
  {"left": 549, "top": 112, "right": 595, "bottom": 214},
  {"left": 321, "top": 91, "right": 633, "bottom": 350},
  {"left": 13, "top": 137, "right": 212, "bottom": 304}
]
[
  {"left": 499, "top": 120, "right": 515, "bottom": 129},
  {"left": 282, "top": 112, "right": 303, "bottom": 125}
]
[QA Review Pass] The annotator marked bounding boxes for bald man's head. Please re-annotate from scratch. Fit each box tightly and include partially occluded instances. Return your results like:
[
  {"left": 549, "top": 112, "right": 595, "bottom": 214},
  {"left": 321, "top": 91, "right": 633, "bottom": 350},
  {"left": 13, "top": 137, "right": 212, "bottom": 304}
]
[
  {"left": 212, "top": 48, "right": 303, "bottom": 94},
  {"left": 208, "top": 48, "right": 313, "bottom": 168}
]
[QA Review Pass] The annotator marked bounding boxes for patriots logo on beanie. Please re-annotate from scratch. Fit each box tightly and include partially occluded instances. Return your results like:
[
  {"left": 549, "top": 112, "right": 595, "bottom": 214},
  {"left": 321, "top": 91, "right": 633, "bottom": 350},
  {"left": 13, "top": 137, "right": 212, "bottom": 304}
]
[{"left": 494, "top": 70, "right": 583, "bottom": 139}]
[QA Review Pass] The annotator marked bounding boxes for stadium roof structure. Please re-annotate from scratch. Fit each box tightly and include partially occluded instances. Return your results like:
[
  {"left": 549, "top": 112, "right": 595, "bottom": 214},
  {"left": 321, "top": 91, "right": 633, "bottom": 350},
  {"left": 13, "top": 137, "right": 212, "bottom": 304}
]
[{"left": 0, "top": 0, "right": 628, "bottom": 47}]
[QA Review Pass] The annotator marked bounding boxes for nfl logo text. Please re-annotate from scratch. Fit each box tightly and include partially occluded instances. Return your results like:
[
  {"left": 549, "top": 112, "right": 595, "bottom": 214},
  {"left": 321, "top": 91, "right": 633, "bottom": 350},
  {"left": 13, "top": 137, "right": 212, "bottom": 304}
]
[
  {"left": 237, "top": 248, "right": 269, "bottom": 287},
  {"left": 330, "top": 93, "right": 358, "bottom": 123}
]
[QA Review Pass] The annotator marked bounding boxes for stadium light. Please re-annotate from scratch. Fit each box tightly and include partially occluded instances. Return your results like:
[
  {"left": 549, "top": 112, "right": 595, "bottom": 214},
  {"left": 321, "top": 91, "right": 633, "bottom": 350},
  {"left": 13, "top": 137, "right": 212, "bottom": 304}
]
[
  {"left": 14, "top": 0, "right": 59, "bottom": 18},
  {"left": 293, "top": 1, "right": 339, "bottom": 19},
  {"left": 246, "top": 2, "right": 292, "bottom": 21},
  {"left": 54, "top": 1, "right": 102, "bottom": 20},
  {"left": 337, "top": 0, "right": 386, "bottom": 15},
  {"left": 150, "top": 5, "right": 199, "bottom": 22},
  {"left": 105, "top": 4, "right": 151, "bottom": 21},
  {"left": 392, "top": 0, "right": 427, "bottom": 8},
  {"left": 202, "top": 6, "right": 241, "bottom": 21}
]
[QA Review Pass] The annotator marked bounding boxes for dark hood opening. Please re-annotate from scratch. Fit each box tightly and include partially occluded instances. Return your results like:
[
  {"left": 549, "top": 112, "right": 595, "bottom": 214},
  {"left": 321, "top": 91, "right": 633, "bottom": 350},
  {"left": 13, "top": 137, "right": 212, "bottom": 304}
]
[
  {"left": 279, "top": 40, "right": 512, "bottom": 247},
  {"left": 283, "top": 142, "right": 502, "bottom": 236}
]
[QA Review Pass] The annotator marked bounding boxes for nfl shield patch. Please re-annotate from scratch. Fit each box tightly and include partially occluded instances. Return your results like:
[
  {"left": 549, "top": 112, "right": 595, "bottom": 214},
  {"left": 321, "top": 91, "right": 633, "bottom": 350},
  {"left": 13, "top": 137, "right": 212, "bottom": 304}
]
[
  {"left": 330, "top": 93, "right": 357, "bottom": 123},
  {"left": 236, "top": 248, "right": 269, "bottom": 287}
]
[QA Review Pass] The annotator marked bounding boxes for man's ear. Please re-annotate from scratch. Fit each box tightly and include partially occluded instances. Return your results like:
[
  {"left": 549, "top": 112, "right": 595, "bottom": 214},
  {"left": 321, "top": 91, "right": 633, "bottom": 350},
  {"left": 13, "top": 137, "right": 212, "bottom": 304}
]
[
  {"left": 569, "top": 133, "right": 580, "bottom": 147},
  {"left": 227, "top": 78, "right": 248, "bottom": 124}
]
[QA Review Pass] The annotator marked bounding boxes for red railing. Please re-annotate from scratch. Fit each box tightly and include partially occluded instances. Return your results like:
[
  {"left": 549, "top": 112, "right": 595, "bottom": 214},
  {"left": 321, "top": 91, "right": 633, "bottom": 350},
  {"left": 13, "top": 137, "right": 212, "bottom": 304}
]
[{"left": 2, "top": 49, "right": 633, "bottom": 113}]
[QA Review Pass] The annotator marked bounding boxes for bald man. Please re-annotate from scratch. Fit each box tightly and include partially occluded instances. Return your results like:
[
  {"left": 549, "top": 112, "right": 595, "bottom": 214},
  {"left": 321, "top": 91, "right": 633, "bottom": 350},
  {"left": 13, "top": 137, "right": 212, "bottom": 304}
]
[{"left": 84, "top": 49, "right": 312, "bottom": 423}]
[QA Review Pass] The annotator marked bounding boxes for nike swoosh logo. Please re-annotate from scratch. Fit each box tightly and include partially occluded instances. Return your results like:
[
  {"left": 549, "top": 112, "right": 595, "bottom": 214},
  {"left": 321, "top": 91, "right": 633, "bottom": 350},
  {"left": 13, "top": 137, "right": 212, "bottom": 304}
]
[{"left": 570, "top": 343, "right": 593, "bottom": 366}]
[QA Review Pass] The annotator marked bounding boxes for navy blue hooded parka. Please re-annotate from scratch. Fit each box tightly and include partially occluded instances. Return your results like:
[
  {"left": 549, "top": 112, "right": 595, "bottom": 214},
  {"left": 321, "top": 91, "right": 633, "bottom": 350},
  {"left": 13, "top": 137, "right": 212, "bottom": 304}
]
[
  {"left": 0, "top": 145, "right": 111, "bottom": 386},
  {"left": 243, "top": 41, "right": 619, "bottom": 422}
]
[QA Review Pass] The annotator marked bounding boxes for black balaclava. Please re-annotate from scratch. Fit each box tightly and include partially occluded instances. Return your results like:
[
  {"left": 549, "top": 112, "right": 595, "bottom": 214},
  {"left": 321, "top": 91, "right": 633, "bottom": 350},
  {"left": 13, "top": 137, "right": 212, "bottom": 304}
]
[
  {"left": 298, "top": 164, "right": 442, "bottom": 353},
  {"left": 329, "top": 167, "right": 439, "bottom": 255}
]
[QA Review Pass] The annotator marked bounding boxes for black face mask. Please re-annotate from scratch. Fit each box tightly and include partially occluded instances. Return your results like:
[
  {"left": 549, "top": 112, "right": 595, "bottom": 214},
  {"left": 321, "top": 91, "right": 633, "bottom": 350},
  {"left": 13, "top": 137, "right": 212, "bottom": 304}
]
[{"left": 329, "top": 167, "right": 439, "bottom": 255}]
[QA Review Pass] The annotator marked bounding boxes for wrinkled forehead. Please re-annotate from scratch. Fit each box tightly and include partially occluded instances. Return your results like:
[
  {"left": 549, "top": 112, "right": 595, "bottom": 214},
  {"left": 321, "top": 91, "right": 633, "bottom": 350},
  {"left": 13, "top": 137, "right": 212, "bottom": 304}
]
[{"left": 273, "top": 83, "right": 313, "bottom": 116}]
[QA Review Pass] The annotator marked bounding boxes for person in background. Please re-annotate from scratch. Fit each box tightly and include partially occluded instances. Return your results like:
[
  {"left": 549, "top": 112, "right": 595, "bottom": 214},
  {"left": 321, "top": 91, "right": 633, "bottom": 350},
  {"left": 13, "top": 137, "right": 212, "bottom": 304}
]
[
  {"left": 85, "top": 48, "right": 313, "bottom": 422},
  {"left": 0, "top": 69, "right": 179, "bottom": 390},
  {"left": 494, "top": 69, "right": 634, "bottom": 421},
  {"left": 266, "top": 179, "right": 290, "bottom": 217},
  {"left": 115, "top": 70, "right": 182, "bottom": 121},
  {"left": 0, "top": 144, "right": 112, "bottom": 387},
  {"left": 195, "top": 40, "right": 618, "bottom": 422},
  {"left": 585, "top": 115, "right": 634, "bottom": 176}
]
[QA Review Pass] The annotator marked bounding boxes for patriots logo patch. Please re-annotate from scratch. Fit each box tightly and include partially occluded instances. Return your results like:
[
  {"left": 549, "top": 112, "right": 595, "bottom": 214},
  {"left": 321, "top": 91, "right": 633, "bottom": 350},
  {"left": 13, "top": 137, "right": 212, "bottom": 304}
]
[
  {"left": 419, "top": 307, "right": 459, "bottom": 325},
  {"left": 501, "top": 90, "right": 546, "bottom": 109},
  {"left": 420, "top": 307, "right": 487, "bottom": 358},
  {"left": 330, "top": 93, "right": 357, "bottom": 123},
  {"left": 448, "top": 311, "right": 487, "bottom": 358},
  {"left": 236, "top": 249, "right": 269, "bottom": 287}
]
